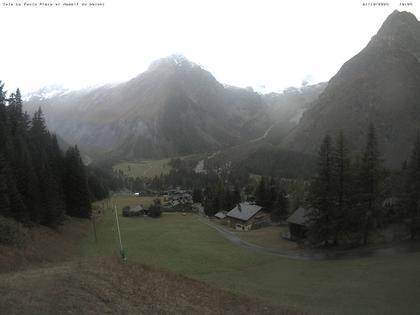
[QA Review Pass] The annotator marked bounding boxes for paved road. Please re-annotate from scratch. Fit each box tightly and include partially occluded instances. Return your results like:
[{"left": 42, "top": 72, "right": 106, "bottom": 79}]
[{"left": 198, "top": 217, "right": 420, "bottom": 261}]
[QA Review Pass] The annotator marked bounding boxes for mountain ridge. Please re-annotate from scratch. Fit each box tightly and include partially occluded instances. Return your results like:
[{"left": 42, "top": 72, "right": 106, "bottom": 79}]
[
  {"left": 25, "top": 54, "right": 324, "bottom": 163},
  {"left": 280, "top": 10, "right": 420, "bottom": 167},
  {"left": 25, "top": 55, "right": 273, "bottom": 160}
]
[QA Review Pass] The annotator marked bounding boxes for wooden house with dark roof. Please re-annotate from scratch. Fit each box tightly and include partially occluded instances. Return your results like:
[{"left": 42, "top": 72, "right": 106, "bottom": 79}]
[
  {"left": 226, "top": 203, "right": 268, "bottom": 231},
  {"left": 286, "top": 207, "right": 312, "bottom": 240}
]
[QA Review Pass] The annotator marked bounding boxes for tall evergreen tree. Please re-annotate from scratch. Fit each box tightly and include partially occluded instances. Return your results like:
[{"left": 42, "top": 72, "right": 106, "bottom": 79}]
[
  {"left": 0, "top": 155, "right": 11, "bottom": 216},
  {"left": 357, "top": 123, "right": 383, "bottom": 245},
  {"left": 267, "top": 177, "right": 277, "bottom": 209},
  {"left": 0, "top": 82, "right": 10, "bottom": 155},
  {"left": 192, "top": 188, "right": 203, "bottom": 203},
  {"left": 405, "top": 133, "right": 420, "bottom": 239},
  {"left": 308, "top": 135, "right": 335, "bottom": 246},
  {"left": 331, "top": 131, "right": 353, "bottom": 243},
  {"left": 63, "top": 146, "right": 92, "bottom": 218},
  {"left": 232, "top": 185, "right": 242, "bottom": 205},
  {"left": 271, "top": 189, "right": 289, "bottom": 222},
  {"left": 256, "top": 176, "right": 267, "bottom": 207},
  {"left": 224, "top": 188, "right": 234, "bottom": 211},
  {"left": 203, "top": 185, "right": 216, "bottom": 216}
]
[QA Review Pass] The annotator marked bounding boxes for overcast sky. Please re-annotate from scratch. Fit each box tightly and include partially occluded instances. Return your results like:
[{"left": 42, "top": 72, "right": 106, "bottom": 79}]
[{"left": 0, "top": 0, "right": 419, "bottom": 94}]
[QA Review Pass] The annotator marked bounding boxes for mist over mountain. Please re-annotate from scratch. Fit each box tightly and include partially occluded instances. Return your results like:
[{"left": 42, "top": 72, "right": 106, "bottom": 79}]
[
  {"left": 263, "top": 82, "right": 326, "bottom": 144},
  {"left": 281, "top": 10, "right": 420, "bottom": 167},
  {"left": 25, "top": 55, "right": 273, "bottom": 160},
  {"left": 24, "top": 10, "right": 420, "bottom": 170},
  {"left": 25, "top": 55, "right": 323, "bottom": 163}
]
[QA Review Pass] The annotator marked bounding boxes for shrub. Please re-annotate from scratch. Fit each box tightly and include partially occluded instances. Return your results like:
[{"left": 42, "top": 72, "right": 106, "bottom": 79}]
[
  {"left": 148, "top": 199, "right": 162, "bottom": 218},
  {"left": 122, "top": 205, "right": 131, "bottom": 217},
  {"left": 148, "top": 206, "right": 162, "bottom": 218},
  {"left": 0, "top": 216, "right": 29, "bottom": 247}
]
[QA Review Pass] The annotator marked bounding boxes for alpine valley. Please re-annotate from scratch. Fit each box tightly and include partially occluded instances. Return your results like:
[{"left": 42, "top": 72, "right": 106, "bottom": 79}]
[{"left": 24, "top": 10, "right": 420, "bottom": 172}]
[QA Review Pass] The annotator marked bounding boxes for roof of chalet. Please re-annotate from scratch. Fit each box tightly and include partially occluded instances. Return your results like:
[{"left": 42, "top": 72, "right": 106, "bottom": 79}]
[
  {"left": 226, "top": 203, "right": 263, "bottom": 222},
  {"left": 287, "top": 207, "right": 312, "bottom": 226},
  {"left": 130, "top": 205, "right": 145, "bottom": 212}
]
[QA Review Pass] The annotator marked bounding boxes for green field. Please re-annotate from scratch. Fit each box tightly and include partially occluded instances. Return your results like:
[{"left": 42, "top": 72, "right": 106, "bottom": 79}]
[
  {"left": 80, "top": 196, "right": 420, "bottom": 315},
  {"left": 234, "top": 225, "right": 299, "bottom": 251},
  {"left": 113, "top": 159, "right": 173, "bottom": 178}
]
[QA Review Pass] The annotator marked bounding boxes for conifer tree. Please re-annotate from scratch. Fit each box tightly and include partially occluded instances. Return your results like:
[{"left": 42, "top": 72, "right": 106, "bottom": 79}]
[
  {"left": 0, "top": 154, "right": 26, "bottom": 220},
  {"left": 203, "top": 185, "right": 216, "bottom": 216},
  {"left": 405, "top": 133, "right": 420, "bottom": 239},
  {"left": 192, "top": 188, "right": 203, "bottom": 203},
  {"left": 357, "top": 123, "right": 383, "bottom": 245},
  {"left": 0, "top": 155, "right": 11, "bottom": 216},
  {"left": 232, "top": 185, "right": 241, "bottom": 205},
  {"left": 308, "top": 135, "right": 335, "bottom": 246},
  {"left": 224, "top": 188, "right": 234, "bottom": 211},
  {"left": 271, "top": 189, "right": 289, "bottom": 222},
  {"left": 63, "top": 146, "right": 92, "bottom": 218},
  {"left": 331, "top": 131, "right": 353, "bottom": 243},
  {"left": 0, "top": 82, "right": 10, "bottom": 154},
  {"left": 256, "top": 176, "right": 267, "bottom": 207},
  {"left": 267, "top": 177, "right": 277, "bottom": 209}
]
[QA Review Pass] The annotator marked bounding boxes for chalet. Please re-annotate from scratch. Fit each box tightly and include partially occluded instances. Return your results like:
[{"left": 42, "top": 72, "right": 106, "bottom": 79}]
[
  {"left": 286, "top": 207, "right": 312, "bottom": 240},
  {"left": 122, "top": 205, "right": 147, "bottom": 217},
  {"left": 226, "top": 203, "right": 268, "bottom": 231}
]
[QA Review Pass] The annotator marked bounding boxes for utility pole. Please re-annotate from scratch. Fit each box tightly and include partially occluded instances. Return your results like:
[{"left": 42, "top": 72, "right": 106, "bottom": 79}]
[
  {"left": 92, "top": 214, "right": 97, "bottom": 243},
  {"left": 114, "top": 203, "right": 126, "bottom": 261}
]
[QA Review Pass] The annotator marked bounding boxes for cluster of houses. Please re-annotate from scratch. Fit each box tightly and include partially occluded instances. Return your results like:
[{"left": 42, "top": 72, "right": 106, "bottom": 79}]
[
  {"left": 127, "top": 184, "right": 313, "bottom": 241},
  {"left": 163, "top": 188, "right": 193, "bottom": 207}
]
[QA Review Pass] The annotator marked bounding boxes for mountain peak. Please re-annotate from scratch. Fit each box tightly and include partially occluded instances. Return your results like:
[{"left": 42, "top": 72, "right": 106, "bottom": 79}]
[
  {"left": 147, "top": 54, "right": 199, "bottom": 72},
  {"left": 376, "top": 10, "right": 420, "bottom": 38}
]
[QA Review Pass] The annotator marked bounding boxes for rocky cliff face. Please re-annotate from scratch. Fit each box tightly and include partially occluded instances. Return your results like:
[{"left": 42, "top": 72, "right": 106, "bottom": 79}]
[{"left": 281, "top": 10, "right": 420, "bottom": 167}]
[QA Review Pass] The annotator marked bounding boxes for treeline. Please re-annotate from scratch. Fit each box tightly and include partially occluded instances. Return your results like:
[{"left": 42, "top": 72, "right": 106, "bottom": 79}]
[
  {"left": 123, "top": 157, "right": 252, "bottom": 195},
  {"left": 307, "top": 123, "right": 420, "bottom": 246},
  {"left": 239, "top": 146, "right": 317, "bottom": 178},
  {"left": 254, "top": 177, "right": 290, "bottom": 222},
  {"left": 201, "top": 175, "right": 296, "bottom": 220},
  {"left": 0, "top": 82, "right": 107, "bottom": 228},
  {"left": 202, "top": 182, "right": 242, "bottom": 216}
]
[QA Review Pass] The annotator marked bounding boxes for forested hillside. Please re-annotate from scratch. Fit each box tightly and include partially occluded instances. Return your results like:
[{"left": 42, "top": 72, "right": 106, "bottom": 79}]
[{"left": 0, "top": 82, "right": 108, "bottom": 228}]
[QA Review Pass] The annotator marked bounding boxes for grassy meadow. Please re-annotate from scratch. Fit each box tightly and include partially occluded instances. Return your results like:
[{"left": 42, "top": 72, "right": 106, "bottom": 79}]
[
  {"left": 234, "top": 225, "right": 299, "bottom": 251},
  {"left": 79, "top": 195, "right": 420, "bottom": 315}
]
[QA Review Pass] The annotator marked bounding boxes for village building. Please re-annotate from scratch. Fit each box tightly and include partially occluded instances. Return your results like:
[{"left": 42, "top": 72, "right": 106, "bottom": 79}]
[
  {"left": 122, "top": 205, "right": 147, "bottom": 217},
  {"left": 286, "top": 207, "right": 312, "bottom": 240},
  {"left": 226, "top": 203, "right": 268, "bottom": 231}
]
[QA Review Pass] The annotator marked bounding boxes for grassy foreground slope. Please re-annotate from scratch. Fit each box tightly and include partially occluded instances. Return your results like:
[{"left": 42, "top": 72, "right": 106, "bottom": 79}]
[
  {"left": 0, "top": 257, "right": 294, "bottom": 315},
  {"left": 0, "top": 217, "right": 88, "bottom": 273},
  {"left": 0, "top": 216, "right": 297, "bottom": 315},
  {"left": 80, "top": 196, "right": 420, "bottom": 315}
]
